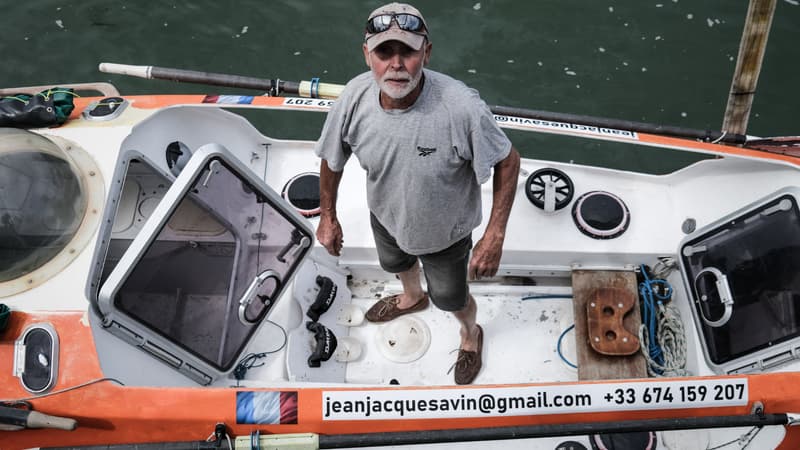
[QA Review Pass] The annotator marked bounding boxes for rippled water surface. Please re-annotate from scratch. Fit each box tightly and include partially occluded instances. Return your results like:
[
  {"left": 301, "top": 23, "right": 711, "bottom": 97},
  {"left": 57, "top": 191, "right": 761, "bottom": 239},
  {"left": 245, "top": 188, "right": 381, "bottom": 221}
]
[{"left": 3, "top": 1, "right": 798, "bottom": 171}]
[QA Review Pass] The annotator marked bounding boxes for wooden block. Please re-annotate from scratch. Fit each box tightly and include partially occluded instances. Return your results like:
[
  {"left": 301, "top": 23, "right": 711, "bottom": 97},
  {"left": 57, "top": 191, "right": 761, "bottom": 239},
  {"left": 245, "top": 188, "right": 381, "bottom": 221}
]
[
  {"left": 572, "top": 270, "right": 647, "bottom": 380},
  {"left": 586, "top": 286, "right": 640, "bottom": 355}
]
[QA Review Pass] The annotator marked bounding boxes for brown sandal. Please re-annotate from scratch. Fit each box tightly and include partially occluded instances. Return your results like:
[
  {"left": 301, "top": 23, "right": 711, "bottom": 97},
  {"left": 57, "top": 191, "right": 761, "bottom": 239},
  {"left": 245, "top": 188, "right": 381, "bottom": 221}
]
[{"left": 364, "top": 293, "right": 429, "bottom": 323}]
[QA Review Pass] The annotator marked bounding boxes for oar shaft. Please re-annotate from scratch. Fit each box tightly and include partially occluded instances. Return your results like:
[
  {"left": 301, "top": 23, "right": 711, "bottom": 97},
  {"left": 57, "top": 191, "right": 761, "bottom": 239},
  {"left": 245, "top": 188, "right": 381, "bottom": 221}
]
[
  {"left": 0, "top": 406, "right": 77, "bottom": 431},
  {"left": 99, "top": 63, "right": 343, "bottom": 99},
  {"left": 100, "top": 63, "right": 278, "bottom": 93},
  {"left": 318, "top": 413, "right": 788, "bottom": 448}
]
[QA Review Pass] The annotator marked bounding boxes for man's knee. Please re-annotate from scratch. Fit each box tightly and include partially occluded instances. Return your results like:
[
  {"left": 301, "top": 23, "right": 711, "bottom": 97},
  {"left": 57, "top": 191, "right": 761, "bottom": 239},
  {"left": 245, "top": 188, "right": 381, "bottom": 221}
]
[{"left": 429, "top": 284, "right": 468, "bottom": 312}]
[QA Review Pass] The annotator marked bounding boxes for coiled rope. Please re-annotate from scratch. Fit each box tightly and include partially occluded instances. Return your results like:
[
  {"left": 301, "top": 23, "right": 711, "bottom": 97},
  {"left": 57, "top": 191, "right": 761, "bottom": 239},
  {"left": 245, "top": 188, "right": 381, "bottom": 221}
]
[{"left": 638, "top": 262, "right": 689, "bottom": 377}]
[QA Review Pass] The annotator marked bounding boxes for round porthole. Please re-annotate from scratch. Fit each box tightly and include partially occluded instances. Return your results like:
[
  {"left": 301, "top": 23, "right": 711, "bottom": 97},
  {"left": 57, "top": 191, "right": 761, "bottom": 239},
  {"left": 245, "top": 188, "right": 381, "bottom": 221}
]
[
  {"left": 282, "top": 172, "right": 320, "bottom": 217},
  {"left": 572, "top": 191, "right": 630, "bottom": 239},
  {"left": 0, "top": 129, "right": 103, "bottom": 297}
]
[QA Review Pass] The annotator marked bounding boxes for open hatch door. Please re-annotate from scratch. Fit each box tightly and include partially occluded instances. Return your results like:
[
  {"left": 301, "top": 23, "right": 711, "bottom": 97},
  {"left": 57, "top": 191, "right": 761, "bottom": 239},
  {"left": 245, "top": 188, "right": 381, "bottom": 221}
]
[
  {"left": 679, "top": 187, "right": 800, "bottom": 374},
  {"left": 95, "top": 143, "right": 313, "bottom": 384}
]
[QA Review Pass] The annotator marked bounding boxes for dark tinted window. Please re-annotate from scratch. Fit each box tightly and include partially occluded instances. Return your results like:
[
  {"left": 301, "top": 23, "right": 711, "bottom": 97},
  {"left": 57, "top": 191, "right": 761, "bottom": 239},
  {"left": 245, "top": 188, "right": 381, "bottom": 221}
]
[
  {"left": 682, "top": 195, "right": 800, "bottom": 364},
  {"left": 113, "top": 157, "right": 310, "bottom": 370}
]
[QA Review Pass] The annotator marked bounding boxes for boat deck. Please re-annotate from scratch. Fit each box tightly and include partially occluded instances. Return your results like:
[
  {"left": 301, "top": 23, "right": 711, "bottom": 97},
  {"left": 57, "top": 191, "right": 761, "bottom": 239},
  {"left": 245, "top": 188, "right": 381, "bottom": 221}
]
[
  {"left": 221, "top": 262, "right": 689, "bottom": 388},
  {"left": 341, "top": 280, "right": 577, "bottom": 386},
  {"left": 192, "top": 263, "right": 580, "bottom": 388}
]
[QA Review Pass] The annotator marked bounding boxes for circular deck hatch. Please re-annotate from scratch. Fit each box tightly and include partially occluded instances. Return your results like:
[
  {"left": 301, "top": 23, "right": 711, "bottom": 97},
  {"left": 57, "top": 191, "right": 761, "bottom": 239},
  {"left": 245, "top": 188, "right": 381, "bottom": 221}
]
[
  {"left": 375, "top": 316, "right": 431, "bottom": 363},
  {"left": 281, "top": 172, "right": 320, "bottom": 217},
  {"left": 572, "top": 190, "right": 630, "bottom": 239}
]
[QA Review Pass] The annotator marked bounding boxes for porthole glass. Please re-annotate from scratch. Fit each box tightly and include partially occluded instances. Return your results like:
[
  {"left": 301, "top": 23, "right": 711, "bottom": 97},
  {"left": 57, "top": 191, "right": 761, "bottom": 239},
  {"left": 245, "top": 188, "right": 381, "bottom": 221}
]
[
  {"left": 281, "top": 172, "right": 321, "bottom": 217},
  {"left": 0, "top": 129, "right": 103, "bottom": 296}
]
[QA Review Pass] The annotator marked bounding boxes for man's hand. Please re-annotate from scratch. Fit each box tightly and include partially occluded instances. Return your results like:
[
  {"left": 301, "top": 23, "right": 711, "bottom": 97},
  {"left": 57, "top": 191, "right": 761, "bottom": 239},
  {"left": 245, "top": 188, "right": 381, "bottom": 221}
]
[
  {"left": 468, "top": 232, "right": 503, "bottom": 280},
  {"left": 316, "top": 215, "right": 344, "bottom": 256}
]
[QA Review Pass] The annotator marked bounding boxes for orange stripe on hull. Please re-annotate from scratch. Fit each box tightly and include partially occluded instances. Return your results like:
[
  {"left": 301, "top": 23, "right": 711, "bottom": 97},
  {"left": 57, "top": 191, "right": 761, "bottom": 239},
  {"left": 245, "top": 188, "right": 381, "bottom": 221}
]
[{"left": 639, "top": 132, "right": 800, "bottom": 166}]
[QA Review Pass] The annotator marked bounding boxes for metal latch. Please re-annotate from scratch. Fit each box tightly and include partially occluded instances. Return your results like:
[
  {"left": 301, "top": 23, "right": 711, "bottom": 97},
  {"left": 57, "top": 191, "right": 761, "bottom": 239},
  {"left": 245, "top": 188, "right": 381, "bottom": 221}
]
[
  {"left": 238, "top": 269, "right": 282, "bottom": 325},
  {"left": 695, "top": 266, "right": 734, "bottom": 327}
]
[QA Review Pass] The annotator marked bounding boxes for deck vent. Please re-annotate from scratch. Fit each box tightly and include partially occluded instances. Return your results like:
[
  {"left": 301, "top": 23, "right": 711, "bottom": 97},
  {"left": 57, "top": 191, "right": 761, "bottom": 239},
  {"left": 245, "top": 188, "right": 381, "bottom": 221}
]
[
  {"left": 572, "top": 191, "right": 630, "bottom": 239},
  {"left": 82, "top": 97, "right": 128, "bottom": 121},
  {"left": 281, "top": 172, "right": 321, "bottom": 217},
  {"left": 525, "top": 167, "right": 574, "bottom": 212}
]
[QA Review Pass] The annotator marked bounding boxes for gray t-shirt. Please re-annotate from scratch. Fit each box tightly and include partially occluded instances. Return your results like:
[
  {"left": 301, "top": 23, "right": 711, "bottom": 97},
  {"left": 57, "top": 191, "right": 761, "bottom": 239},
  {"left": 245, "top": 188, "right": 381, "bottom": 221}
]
[{"left": 315, "top": 69, "right": 512, "bottom": 255}]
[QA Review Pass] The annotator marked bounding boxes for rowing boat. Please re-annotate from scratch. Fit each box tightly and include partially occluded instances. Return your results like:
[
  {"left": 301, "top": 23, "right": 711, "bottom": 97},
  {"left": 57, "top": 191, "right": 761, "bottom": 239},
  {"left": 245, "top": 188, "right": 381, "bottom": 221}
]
[{"left": 0, "top": 62, "right": 799, "bottom": 450}]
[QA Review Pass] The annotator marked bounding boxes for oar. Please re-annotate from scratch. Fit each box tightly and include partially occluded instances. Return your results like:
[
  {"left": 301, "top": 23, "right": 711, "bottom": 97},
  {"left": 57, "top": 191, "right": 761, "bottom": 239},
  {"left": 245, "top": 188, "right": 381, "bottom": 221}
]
[
  {"left": 99, "top": 63, "right": 344, "bottom": 100},
  {"left": 0, "top": 405, "right": 77, "bottom": 431},
  {"left": 40, "top": 412, "right": 792, "bottom": 449},
  {"left": 99, "top": 62, "right": 747, "bottom": 145}
]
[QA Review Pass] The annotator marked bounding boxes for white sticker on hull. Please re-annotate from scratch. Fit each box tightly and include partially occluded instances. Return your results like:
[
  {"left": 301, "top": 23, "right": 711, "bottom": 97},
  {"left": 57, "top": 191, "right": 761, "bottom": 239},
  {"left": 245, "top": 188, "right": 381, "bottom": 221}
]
[
  {"left": 493, "top": 114, "right": 639, "bottom": 140},
  {"left": 278, "top": 98, "right": 639, "bottom": 141},
  {"left": 323, "top": 378, "right": 747, "bottom": 420}
]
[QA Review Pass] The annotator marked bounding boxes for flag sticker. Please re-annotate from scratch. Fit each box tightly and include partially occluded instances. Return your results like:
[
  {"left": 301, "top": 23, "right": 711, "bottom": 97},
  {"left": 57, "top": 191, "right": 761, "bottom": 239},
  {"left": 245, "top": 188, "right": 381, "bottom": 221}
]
[
  {"left": 236, "top": 391, "right": 298, "bottom": 424},
  {"left": 202, "top": 95, "right": 255, "bottom": 104}
]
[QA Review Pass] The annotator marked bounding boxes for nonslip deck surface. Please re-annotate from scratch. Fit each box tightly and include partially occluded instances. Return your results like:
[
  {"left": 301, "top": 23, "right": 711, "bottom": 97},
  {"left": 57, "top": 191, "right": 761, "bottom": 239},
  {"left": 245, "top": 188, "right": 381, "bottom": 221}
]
[{"left": 323, "top": 282, "right": 579, "bottom": 386}]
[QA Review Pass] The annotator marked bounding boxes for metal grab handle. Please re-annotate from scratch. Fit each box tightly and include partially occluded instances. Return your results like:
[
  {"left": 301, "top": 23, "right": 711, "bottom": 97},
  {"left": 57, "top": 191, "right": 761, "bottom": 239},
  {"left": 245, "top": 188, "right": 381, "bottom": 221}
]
[
  {"left": 238, "top": 270, "right": 282, "bottom": 325},
  {"left": 277, "top": 229, "right": 311, "bottom": 263},
  {"left": 695, "top": 267, "right": 734, "bottom": 328}
]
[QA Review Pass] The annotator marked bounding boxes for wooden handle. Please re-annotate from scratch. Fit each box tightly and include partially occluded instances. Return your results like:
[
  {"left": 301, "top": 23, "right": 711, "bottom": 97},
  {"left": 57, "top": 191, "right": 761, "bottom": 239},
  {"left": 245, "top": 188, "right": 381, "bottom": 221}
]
[{"left": 26, "top": 410, "right": 78, "bottom": 431}]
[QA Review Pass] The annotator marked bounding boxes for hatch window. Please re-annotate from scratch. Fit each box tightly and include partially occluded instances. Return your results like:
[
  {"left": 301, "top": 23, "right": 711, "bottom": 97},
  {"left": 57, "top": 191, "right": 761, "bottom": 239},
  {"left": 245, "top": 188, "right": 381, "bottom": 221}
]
[
  {"left": 681, "top": 191, "right": 800, "bottom": 367},
  {"left": 97, "top": 145, "right": 313, "bottom": 378}
]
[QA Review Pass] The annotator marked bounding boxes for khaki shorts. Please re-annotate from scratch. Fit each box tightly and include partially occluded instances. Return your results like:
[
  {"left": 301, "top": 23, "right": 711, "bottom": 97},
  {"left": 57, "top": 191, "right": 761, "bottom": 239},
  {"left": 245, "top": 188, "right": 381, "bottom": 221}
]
[{"left": 370, "top": 213, "right": 472, "bottom": 312}]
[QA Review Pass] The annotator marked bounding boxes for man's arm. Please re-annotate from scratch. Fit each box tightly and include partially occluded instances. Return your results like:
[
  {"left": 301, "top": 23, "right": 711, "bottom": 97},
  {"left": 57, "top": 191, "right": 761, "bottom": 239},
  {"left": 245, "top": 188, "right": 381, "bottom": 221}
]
[
  {"left": 468, "top": 146, "right": 521, "bottom": 280},
  {"left": 317, "top": 160, "right": 345, "bottom": 256}
]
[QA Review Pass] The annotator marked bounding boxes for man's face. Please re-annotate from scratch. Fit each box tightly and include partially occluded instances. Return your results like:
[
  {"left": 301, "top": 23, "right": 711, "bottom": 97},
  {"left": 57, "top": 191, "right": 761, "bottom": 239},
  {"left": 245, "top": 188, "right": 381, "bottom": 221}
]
[{"left": 363, "top": 40, "right": 432, "bottom": 101}]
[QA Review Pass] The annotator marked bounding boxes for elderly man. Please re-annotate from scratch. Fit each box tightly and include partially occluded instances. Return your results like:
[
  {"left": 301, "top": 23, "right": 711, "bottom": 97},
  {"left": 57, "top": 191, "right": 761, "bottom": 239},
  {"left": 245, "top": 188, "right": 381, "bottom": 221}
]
[{"left": 315, "top": 2, "right": 520, "bottom": 384}]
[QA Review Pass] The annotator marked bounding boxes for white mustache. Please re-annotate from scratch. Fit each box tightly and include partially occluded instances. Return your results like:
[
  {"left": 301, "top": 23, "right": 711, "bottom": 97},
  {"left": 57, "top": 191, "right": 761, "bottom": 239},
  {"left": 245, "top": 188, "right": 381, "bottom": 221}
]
[{"left": 382, "top": 72, "right": 411, "bottom": 82}]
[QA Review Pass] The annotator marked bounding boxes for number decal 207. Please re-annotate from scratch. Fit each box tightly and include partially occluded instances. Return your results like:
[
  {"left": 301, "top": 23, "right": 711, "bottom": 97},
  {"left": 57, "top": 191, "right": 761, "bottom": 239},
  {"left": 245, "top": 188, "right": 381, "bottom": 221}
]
[
  {"left": 714, "top": 383, "right": 745, "bottom": 401},
  {"left": 284, "top": 98, "right": 334, "bottom": 108}
]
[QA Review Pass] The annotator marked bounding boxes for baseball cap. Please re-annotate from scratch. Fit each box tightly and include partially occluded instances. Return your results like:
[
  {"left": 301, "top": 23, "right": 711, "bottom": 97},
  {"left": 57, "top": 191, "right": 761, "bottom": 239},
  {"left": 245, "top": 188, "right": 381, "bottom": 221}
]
[{"left": 364, "top": 3, "right": 429, "bottom": 52}]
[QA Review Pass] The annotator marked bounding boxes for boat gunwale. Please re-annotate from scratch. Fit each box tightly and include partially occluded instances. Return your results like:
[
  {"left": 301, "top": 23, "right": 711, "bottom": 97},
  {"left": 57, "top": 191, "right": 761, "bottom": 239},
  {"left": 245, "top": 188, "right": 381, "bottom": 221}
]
[{"left": 60, "top": 94, "right": 800, "bottom": 170}]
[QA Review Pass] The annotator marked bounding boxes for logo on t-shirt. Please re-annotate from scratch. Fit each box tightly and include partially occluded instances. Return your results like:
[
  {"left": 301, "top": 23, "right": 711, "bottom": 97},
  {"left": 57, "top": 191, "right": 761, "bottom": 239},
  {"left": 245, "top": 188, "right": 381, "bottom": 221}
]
[{"left": 417, "top": 146, "right": 437, "bottom": 157}]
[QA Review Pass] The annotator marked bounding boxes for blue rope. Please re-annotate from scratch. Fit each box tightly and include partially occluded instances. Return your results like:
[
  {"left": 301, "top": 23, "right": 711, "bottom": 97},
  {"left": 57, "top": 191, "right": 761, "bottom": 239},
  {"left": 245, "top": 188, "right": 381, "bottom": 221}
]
[
  {"left": 521, "top": 294, "right": 573, "bottom": 300},
  {"left": 557, "top": 324, "right": 577, "bottom": 368},
  {"left": 639, "top": 264, "right": 673, "bottom": 371}
]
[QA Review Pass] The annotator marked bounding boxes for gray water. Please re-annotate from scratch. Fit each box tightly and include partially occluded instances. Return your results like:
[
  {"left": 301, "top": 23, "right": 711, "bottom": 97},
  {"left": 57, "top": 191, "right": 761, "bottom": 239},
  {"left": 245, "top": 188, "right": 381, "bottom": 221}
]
[{"left": 2, "top": 0, "right": 799, "bottom": 172}]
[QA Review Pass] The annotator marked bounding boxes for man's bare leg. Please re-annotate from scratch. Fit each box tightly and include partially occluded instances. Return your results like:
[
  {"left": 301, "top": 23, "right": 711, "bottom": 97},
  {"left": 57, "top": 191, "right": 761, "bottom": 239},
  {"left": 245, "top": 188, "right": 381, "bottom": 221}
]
[
  {"left": 395, "top": 260, "right": 427, "bottom": 309},
  {"left": 453, "top": 295, "right": 480, "bottom": 351}
]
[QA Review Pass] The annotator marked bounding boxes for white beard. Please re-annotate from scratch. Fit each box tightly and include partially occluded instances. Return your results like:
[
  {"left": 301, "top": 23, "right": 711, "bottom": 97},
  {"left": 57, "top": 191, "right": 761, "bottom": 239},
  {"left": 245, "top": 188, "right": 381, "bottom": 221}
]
[{"left": 379, "top": 68, "right": 423, "bottom": 100}]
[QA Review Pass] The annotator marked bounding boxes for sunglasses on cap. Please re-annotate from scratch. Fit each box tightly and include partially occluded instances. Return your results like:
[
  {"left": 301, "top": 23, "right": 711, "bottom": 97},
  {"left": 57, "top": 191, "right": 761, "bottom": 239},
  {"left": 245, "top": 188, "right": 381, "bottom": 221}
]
[{"left": 365, "top": 13, "right": 426, "bottom": 34}]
